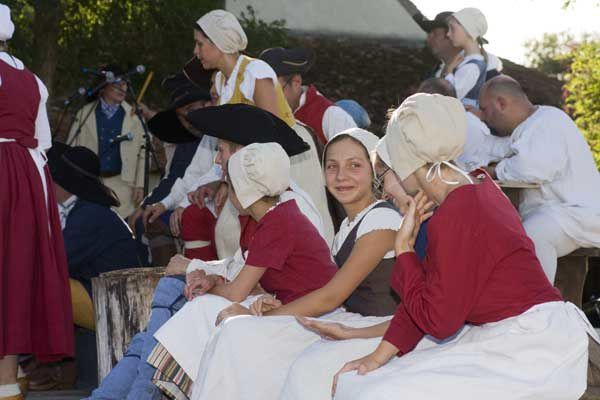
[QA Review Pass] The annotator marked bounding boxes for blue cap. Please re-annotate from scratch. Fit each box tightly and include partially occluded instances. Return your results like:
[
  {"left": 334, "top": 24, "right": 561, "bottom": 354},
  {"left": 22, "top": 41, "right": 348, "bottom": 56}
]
[{"left": 335, "top": 99, "right": 371, "bottom": 129}]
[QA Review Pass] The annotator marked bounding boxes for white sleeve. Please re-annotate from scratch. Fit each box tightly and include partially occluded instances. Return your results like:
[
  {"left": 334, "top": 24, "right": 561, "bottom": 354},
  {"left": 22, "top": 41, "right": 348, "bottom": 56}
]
[
  {"left": 240, "top": 59, "right": 278, "bottom": 102},
  {"left": 322, "top": 106, "right": 357, "bottom": 140},
  {"left": 160, "top": 135, "right": 218, "bottom": 209},
  {"left": 459, "top": 113, "right": 512, "bottom": 170},
  {"left": 496, "top": 119, "right": 568, "bottom": 183},
  {"left": 355, "top": 207, "right": 402, "bottom": 240},
  {"left": 186, "top": 248, "right": 245, "bottom": 282},
  {"left": 34, "top": 76, "right": 52, "bottom": 152},
  {"left": 444, "top": 63, "right": 481, "bottom": 100}
]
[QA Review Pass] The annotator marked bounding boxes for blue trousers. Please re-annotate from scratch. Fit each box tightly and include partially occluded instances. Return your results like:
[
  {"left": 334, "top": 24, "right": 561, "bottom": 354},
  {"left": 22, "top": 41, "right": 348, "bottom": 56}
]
[{"left": 86, "top": 276, "right": 186, "bottom": 400}]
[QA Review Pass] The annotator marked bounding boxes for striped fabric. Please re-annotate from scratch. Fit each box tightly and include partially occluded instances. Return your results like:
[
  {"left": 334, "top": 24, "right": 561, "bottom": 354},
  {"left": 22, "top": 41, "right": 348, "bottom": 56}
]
[{"left": 148, "top": 342, "right": 194, "bottom": 400}]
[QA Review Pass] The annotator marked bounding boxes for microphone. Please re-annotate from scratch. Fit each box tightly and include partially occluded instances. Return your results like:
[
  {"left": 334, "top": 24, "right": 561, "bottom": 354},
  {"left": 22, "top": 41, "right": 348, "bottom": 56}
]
[
  {"left": 114, "top": 65, "right": 146, "bottom": 82},
  {"left": 109, "top": 132, "right": 134, "bottom": 145},
  {"left": 81, "top": 67, "right": 116, "bottom": 82},
  {"left": 63, "top": 87, "right": 87, "bottom": 106}
]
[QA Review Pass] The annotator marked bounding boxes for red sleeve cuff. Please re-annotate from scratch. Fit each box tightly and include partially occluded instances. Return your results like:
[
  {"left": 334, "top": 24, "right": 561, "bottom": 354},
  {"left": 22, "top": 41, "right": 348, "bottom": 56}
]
[{"left": 383, "top": 304, "right": 425, "bottom": 355}]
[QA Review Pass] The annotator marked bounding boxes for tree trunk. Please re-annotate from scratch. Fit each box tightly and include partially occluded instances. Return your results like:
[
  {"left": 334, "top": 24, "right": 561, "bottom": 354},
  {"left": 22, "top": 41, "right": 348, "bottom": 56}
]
[
  {"left": 92, "top": 267, "right": 165, "bottom": 382},
  {"left": 31, "top": 0, "right": 62, "bottom": 95}
]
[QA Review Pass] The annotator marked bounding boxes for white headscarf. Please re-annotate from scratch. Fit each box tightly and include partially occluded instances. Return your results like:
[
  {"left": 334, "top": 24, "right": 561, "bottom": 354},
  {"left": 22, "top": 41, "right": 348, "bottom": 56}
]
[
  {"left": 228, "top": 142, "right": 290, "bottom": 209},
  {"left": 0, "top": 4, "right": 14, "bottom": 42},
  {"left": 196, "top": 10, "right": 247, "bottom": 54},
  {"left": 452, "top": 8, "right": 488, "bottom": 42},
  {"left": 385, "top": 93, "right": 469, "bottom": 184},
  {"left": 324, "top": 127, "right": 379, "bottom": 174}
]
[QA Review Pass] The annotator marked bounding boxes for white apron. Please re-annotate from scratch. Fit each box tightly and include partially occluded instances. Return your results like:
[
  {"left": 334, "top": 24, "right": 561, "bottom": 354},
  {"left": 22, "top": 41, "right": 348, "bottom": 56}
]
[
  {"left": 335, "top": 301, "right": 598, "bottom": 400},
  {"left": 191, "top": 310, "right": 390, "bottom": 400},
  {"left": 153, "top": 293, "right": 262, "bottom": 381}
]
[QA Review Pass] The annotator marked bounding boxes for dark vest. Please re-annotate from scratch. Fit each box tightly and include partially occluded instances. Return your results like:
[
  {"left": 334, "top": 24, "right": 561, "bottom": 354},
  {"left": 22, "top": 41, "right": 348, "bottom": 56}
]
[
  {"left": 334, "top": 202, "right": 399, "bottom": 316},
  {"left": 459, "top": 58, "right": 487, "bottom": 105}
]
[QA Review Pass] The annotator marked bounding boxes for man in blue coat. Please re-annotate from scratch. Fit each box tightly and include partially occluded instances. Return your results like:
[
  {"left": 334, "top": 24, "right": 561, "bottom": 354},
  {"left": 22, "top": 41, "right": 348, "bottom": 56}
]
[{"left": 48, "top": 142, "right": 140, "bottom": 331}]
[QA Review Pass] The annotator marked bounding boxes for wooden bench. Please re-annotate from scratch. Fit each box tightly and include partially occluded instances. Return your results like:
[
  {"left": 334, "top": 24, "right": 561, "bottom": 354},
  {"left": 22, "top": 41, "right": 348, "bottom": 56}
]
[
  {"left": 556, "top": 248, "right": 600, "bottom": 308},
  {"left": 92, "top": 267, "right": 165, "bottom": 382}
]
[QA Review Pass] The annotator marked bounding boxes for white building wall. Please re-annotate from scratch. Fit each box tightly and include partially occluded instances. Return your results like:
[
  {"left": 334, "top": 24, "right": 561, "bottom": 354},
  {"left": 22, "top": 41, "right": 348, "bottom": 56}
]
[{"left": 225, "top": 0, "right": 426, "bottom": 41}]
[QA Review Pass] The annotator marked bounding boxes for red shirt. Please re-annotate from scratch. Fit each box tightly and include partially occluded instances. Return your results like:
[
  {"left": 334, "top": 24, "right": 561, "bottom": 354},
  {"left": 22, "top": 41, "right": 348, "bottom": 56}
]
[
  {"left": 245, "top": 200, "right": 337, "bottom": 304},
  {"left": 383, "top": 172, "right": 562, "bottom": 355},
  {"left": 294, "top": 85, "right": 333, "bottom": 145}
]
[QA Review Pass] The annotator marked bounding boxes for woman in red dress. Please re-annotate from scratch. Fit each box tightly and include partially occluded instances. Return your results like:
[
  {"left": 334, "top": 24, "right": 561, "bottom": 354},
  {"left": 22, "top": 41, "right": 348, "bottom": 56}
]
[{"left": 0, "top": 5, "right": 73, "bottom": 399}]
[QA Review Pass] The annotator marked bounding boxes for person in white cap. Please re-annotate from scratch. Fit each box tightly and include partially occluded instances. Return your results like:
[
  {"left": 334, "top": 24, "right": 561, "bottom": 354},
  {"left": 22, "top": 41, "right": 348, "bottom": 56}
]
[
  {"left": 183, "top": 128, "right": 420, "bottom": 400},
  {"left": 144, "top": 10, "right": 334, "bottom": 252},
  {"left": 145, "top": 142, "right": 338, "bottom": 399},
  {"left": 479, "top": 75, "right": 600, "bottom": 284},
  {"left": 443, "top": 7, "right": 489, "bottom": 107},
  {"left": 0, "top": 4, "right": 73, "bottom": 400},
  {"left": 303, "top": 93, "right": 595, "bottom": 400},
  {"left": 418, "top": 77, "right": 511, "bottom": 171}
]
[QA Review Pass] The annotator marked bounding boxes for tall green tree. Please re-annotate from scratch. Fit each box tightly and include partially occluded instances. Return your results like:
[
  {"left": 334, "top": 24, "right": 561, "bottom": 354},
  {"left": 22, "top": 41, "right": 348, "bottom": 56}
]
[{"left": 565, "top": 41, "right": 600, "bottom": 167}]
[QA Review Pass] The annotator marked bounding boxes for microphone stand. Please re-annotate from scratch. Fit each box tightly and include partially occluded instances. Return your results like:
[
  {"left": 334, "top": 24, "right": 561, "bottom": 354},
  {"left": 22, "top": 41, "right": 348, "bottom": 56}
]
[
  {"left": 65, "top": 79, "right": 111, "bottom": 146},
  {"left": 123, "top": 76, "right": 163, "bottom": 197}
]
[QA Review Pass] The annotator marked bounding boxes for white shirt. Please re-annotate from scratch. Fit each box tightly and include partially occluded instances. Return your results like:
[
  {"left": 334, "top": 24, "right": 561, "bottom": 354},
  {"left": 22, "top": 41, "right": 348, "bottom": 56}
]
[
  {"left": 58, "top": 195, "right": 78, "bottom": 229},
  {"left": 159, "top": 135, "right": 219, "bottom": 210},
  {"left": 332, "top": 200, "right": 401, "bottom": 260},
  {"left": 215, "top": 57, "right": 278, "bottom": 105},
  {"left": 496, "top": 106, "right": 600, "bottom": 247},
  {"left": 297, "top": 87, "right": 357, "bottom": 141},
  {"left": 167, "top": 56, "right": 277, "bottom": 211},
  {"left": 444, "top": 54, "right": 485, "bottom": 102},
  {"left": 457, "top": 111, "right": 511, "bottom": 172}
]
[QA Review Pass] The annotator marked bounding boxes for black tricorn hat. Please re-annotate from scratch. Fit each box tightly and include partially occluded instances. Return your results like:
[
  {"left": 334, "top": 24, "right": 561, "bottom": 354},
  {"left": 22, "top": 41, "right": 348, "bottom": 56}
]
[
  {"left": 147, "top": 72, "right": 212, "bottom": 143},
  {"left": 186, "top": 104, "right": 310, "bottom": 157},
  {"left": 418, "top": 11, "right": 453, "bottom": 32},
  {"left": 48, "top": 142, "right": 120, "bottom": 208},
  {"left": 259, "top": 47, "right": 315, "bottom": 77}
]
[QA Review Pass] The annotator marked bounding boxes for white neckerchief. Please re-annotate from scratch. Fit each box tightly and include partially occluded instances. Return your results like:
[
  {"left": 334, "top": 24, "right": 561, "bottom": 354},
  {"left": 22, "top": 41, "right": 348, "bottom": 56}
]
[
  {"left": 426, "top": 161, "right": 474, "bottom": 185},
  {"left": 58, "top": 195, "right": 78, "bottom": 229}
]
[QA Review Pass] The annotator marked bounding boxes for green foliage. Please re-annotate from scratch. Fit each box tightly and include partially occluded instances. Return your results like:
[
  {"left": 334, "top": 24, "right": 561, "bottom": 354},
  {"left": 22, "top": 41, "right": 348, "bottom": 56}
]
[
  {"left": 564, "top": 41, "right": 600, "bottom": 167},
  {"left": 238, "top": 5, "right": 288, "bottom": 56},
  {"left": 524, "top": 32, "right": 576, "bottom": 78},
  {"left": 4, "top": 1, "right": 289, "bottom": 107}
]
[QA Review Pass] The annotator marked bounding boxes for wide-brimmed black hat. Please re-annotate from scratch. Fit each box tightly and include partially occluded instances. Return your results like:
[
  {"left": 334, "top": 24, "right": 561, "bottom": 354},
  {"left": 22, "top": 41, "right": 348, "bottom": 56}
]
[
  {"left": 87, "top": 64, "right": 126, "bottom": 102},
  {"left": 48, "top": 142, "right": 120, "bottom": 207},
  {"left": 259, "top": 47, "right": 315, "bottom": 77},
  {"left": 183, "top": 57, "right": 215, "bottom": 89},
  {"left": 186, "top": 104, "right": 310, "bottom": 156},
  {"left": 417, "top": 11, "right": 453, "bottom": 32},
  {"left": 147, "top": 72, "right": 213, "bottom": 143}
]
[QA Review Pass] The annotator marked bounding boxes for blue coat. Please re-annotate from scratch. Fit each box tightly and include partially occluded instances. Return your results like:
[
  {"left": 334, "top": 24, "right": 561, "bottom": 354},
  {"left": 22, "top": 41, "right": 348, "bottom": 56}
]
[{"left": 63, "top": 199, "right": 140, "bottom": 294}]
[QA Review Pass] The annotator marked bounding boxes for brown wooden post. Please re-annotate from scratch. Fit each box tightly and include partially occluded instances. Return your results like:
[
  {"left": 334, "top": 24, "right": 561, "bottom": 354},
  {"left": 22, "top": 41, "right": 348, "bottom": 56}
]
[{"left": 92, "top": 267, "right": 165, "bottom": 382}]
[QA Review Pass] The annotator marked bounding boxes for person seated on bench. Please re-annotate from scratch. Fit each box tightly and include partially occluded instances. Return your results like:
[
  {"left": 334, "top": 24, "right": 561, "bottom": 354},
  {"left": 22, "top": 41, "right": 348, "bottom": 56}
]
[
  {"left": 148, "top": 141, "right": 338, "bottom": 398},
  {"left": 418, "top": 78, "right": 510, "bottom": 171},
  {"left": 84, "top": 105, "right": 325, "bottom": 400},
  {"left": 322, "top": 93, "right": 596, "bottom": 400},
  {"left": 48, "top": 142, "right": 140, "bottom": 331},
  {"left": 184, "top": 128, "right": 428, "bottom": 400},
  {"left": 479, "top": 75, "right": 600, "bottom": 283}
]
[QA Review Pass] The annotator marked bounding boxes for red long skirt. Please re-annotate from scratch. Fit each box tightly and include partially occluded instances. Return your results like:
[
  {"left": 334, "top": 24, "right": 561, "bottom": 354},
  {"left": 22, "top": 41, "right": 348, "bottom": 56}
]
[{"left": 0, "top": 143, "right": 74, "bottom": 361}]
